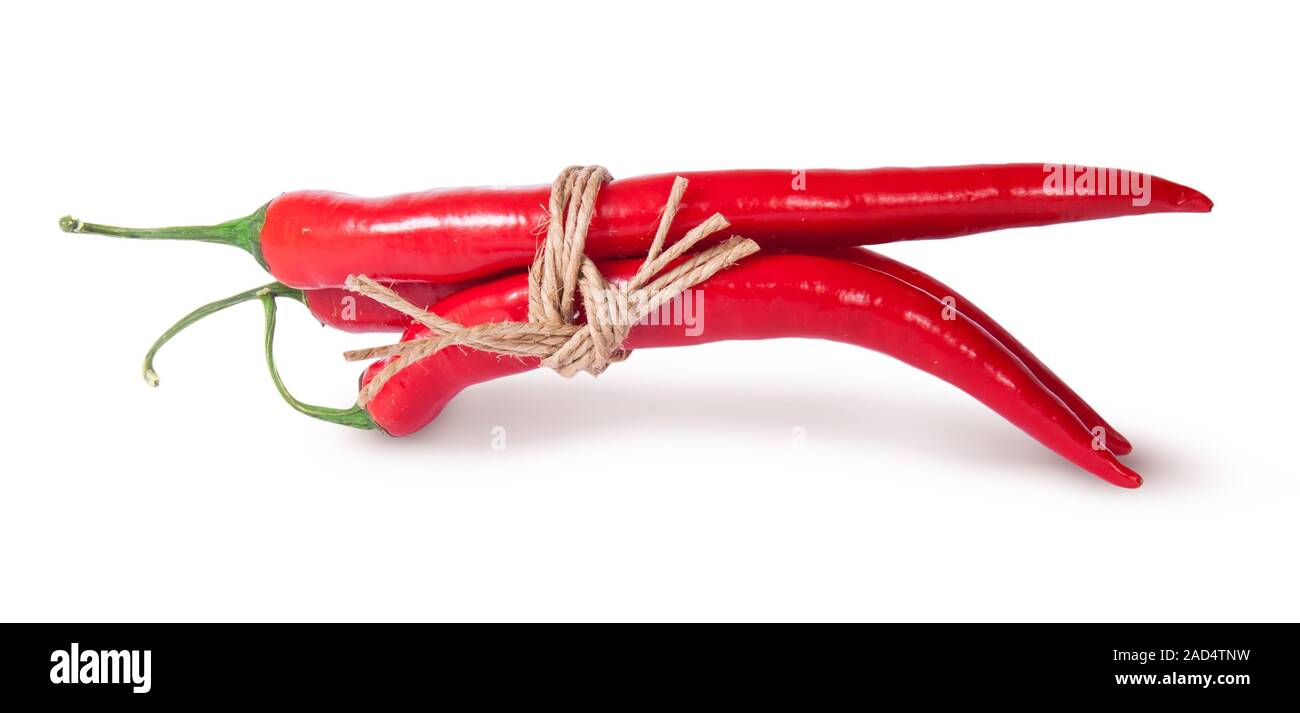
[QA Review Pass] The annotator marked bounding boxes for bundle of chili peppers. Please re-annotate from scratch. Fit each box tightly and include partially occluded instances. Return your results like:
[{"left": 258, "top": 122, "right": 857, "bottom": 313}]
[{"left": 64, "top": 164, "right": 1212, "bottom": 488}]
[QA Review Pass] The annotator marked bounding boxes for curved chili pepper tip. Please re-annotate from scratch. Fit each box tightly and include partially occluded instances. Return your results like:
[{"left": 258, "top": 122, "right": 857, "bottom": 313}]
[
  {"left": 1180, "top": 188, "right": 1213, "bottom": 212},
  {"left": 1109, "top": 463, "right": 1143, "bottom": 489},
  {"left": 817, "top": 247, "right": 1137, "bottom": 456}
]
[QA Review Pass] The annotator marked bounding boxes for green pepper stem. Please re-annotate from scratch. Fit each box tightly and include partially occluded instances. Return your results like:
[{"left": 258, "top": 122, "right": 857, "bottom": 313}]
[
  {"left": 59, "top": 204, "right": 270, "bottom": 269},
  {"left": 143, "top": 283, "right": 304, "bottom": 387},
  {"left": 142, "top": 282, "right": 375, "bottom": 430},
  {"left": 260, "top": 291, "right": 376, "bottom": 430}
]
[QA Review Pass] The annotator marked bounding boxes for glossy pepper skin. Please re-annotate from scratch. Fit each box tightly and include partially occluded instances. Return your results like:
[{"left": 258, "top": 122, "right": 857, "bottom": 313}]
[
  {"left": 303, "top": 281, "right": 468, "bottom": 333},
  {"left": 327, "top": 246, "right": 1133, "bottom": 455},
  {"left": 813, "top": 247, "right": 1133, "bottom": 455},
  {"left": 358, "top": 253, "right": 1141, "bottom": 488},
  {"left": 65, "top": 164, "right": 1211, "bottom": 289},
  {"left": 264, "top": 164, "right": 1209, "bottom": 286}
]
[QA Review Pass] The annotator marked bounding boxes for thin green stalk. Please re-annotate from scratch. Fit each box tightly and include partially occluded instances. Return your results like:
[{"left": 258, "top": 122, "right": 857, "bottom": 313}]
[
  {"left": 143, "top": 283, "right": 304, "bottom": 387},
  {"left": 260, "top": 291, "right": 376, "bottom": 430},
  {"left": 60, "top": 203, "right": 270, "bottom": 269}
]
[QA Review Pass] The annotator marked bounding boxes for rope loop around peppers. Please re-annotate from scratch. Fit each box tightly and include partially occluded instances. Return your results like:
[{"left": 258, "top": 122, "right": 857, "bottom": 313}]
[{"left": 344, "top": 166, "right": 761, "bottom": 406}]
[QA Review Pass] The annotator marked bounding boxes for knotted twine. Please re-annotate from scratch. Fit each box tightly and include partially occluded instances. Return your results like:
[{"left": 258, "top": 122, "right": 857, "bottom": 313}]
[{"left": 343, "top": 166, "right": 761, "bottom": 406}]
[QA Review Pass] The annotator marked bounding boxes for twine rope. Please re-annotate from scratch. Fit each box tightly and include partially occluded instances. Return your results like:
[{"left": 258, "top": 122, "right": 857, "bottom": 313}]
[{"left": 344, "top": 166, "right": 760, "bottom": 406}]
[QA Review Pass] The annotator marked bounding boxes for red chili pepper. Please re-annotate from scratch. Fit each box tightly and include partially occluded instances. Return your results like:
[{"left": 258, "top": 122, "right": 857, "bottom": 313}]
[
  {"left": 302, "top": 281, "right": 467, "bottom": 333},
  {"left": 814, "top": 247, "right": 1133, "bottom": 455},
  {"left": 299, "top": 246, "right": 1133, "bottom": 455},
  {"left": 265, "top": 252, "right": 1140, "bottom": 487},
  {"left": 61, "top": 164, "right": 1210, "bottom": 288}
]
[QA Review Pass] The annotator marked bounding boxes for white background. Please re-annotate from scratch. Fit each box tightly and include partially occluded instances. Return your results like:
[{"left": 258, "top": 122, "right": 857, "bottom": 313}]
[{"left": 3, "top": 1, "right": 1296, "bottom": 622}]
